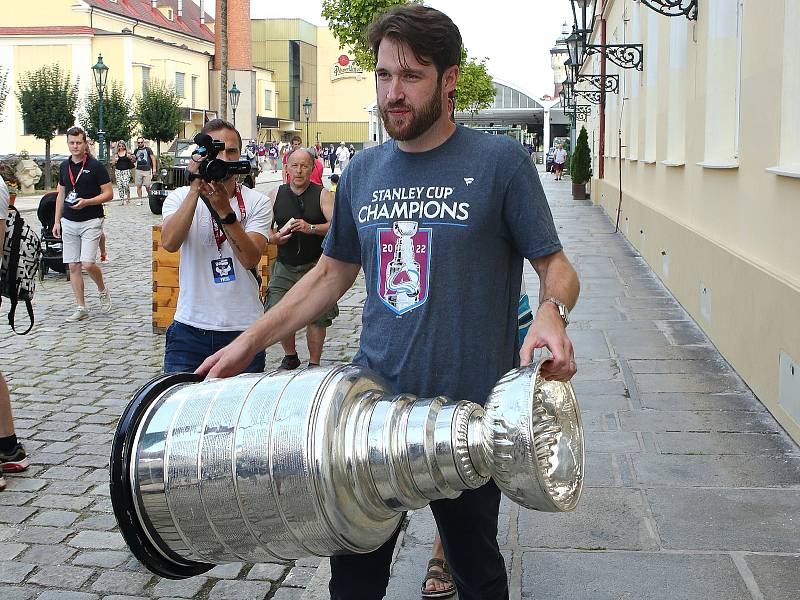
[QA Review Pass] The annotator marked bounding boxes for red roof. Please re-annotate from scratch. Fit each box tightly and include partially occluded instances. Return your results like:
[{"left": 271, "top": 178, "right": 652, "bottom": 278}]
[
  {"left": 84, "top": 0, "right": 214, "bottom": 43},
  {"left": 0, "top": 26, "right": 97, "bottom": 36}
]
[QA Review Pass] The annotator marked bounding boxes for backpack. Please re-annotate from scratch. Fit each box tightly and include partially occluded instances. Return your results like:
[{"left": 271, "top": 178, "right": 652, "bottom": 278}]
[{"left": 1, "top": 206, "right": 41, "bottom": 334}]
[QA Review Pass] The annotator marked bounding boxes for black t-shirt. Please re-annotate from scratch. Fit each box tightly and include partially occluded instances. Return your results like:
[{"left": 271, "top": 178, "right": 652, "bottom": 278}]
[
  {"left": 114, "top": 153, "right": 134, "bottom": 170},
  {"left": 59, "top": 155, "right": 110, "bottom": 222},
  {"left": 134, "top": 146, "right": 154, "bottom": 170}
]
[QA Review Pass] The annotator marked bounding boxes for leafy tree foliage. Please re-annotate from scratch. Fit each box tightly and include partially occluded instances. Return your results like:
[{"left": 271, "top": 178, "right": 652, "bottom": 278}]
[
  {"left": 81, "top": 80, "right": 136, "bottom": 159},
  {"left": 15, "top": 64, "right": 79, "bottom": 189},
  {"left": 135, "top": 79, "right": 182, "bottom": 166},
  {"left": 322, "top": 0, "right": 421, "bottom": 71},
  {"left": 455, "top": 56, "right": 495, "bottom": 115},
  {"left": 0, "top": 68, "right": 9, "bottom": 123},
  {"left": 570, "top": 126, "right": 591, "bottom": 185}
]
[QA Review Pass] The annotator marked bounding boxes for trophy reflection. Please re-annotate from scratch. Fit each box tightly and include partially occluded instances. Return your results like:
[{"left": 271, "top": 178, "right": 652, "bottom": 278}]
[{"left": 385, "top": 220, "right": 421, "bottom": 311}]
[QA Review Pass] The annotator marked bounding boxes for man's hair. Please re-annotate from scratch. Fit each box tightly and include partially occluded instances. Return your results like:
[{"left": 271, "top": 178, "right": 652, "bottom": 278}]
[
  {"left": 66, "top": 126, "right": 86, "bottom": 141},
  {"left": 367, "top": 4, "right": 462, "bottom": 78},
  {"left": 290, "top": 135, "right": 302, "bottom": 144},
  {"left": 286, "top": 147, "right": 315, "bottom": 164},
  {"left": 202, "top": 118, "right": 242, "bottom": 151}
]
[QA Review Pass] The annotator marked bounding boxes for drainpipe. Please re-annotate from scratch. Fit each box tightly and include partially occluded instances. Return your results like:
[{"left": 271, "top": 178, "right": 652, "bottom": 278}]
[{"left": 598, "top": 4, "right": 606, "bottom": 180}]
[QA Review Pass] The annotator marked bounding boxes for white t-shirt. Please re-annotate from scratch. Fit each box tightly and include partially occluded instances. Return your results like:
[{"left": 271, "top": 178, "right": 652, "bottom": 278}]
[
  {"left": 336, "top": 146, "right": 350, "bottom": 163},
  {"left": 554, "top": 149, "right": 568, "bottom": 164},
  {"left": 162, "top": 184, "right": 272, "bottom": 331}
]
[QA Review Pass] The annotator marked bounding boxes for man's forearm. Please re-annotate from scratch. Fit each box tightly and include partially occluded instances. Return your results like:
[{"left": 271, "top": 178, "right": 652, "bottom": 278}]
[
  {"left": 161, "top": 190, "right": 200, "bottom": 252},
  {"left": 532, "top": 253, "right": 580, "bottom": 309},
  {"left": 221, "top": 220, "right": 262, "bottom": 269},
  {"left": 241, "top": 257, "right": 358, "bottom": 353}
]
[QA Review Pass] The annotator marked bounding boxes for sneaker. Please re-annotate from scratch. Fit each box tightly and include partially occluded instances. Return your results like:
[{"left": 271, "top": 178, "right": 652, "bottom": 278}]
[
  {"left": 0, "top": 442, "right": 29, "bottom": 474},
  {"left": 66, "top": 306, "right": 89, "bottom": 322},
  {"left": 99, "top": 288, "right": 112, "bottom": 313},
  {"left": 279, "top": 354, "right": 301, "bottom": 370}
]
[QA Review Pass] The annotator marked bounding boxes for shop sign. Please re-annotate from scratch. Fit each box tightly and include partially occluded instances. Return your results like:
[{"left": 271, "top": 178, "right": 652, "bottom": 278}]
[{"left": 331, "top": 54, "right": 365, "bottom": 82}]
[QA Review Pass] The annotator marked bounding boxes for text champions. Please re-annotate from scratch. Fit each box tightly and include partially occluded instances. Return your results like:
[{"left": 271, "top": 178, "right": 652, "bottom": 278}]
[{"left": 359, "top": 186, "right": 470, "bottom": 223}]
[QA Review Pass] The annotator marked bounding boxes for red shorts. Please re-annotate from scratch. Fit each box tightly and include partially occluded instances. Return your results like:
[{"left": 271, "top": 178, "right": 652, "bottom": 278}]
[{"left": 554, "top": 162, "right": 565, "bottom": 173}]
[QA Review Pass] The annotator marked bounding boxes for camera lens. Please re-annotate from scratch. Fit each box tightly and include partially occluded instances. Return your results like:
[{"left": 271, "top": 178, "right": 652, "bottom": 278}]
[{"left": 205, "top": 159, "right": 228, "bottom": 181}]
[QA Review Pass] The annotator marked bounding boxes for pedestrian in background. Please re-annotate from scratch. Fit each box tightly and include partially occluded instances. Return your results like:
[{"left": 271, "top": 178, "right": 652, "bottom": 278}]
[
  {"left": 282, "top": 136, "right": 302, "bottom": 184},
  {"left": 111, "top": 140, "right": 134, "bottom": 205},
  {"left": 335, "top": 141, "right": 350, "bottom": 173},
  {"left": 133, "top": 137, "right": 155, "bottom": 204},
  {"left": 309, "top": 146, "right": 325, "bottom": 186},
  {"left": 328, "top": 144, "right": 336, "bottom": 172},
  {"left": 0, "top": 175, "right": 29, "bottom": 492},
  {"left": 553, "top": 143, "right": 568, "bottom": 181},
  {"left": 52, "top": 126, "right": 113, "bottom": 322}
]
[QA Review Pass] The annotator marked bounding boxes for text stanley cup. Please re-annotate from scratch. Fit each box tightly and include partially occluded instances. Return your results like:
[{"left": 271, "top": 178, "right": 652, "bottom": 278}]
[{"left": 110, "top": 363, "right": 584, "bottom": 579}]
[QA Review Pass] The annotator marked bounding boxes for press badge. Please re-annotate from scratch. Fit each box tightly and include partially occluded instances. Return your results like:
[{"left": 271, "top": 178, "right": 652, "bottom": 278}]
[
  {"left": 211, "top": 258, "right": 236, "bottom": 283},
  {"left": 65, "top": 191, "right": 78, "bottom": 205}
]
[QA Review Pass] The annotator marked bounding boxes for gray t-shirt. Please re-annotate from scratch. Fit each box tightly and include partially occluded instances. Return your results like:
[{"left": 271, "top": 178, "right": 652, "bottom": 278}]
[{"left": 323, "top": 126, "right": 561, "bottom": 405}]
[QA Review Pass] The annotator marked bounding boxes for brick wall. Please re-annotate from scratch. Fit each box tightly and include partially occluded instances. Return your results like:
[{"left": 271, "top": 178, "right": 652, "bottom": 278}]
[{"left": 213, "top": 0, "right": 252, "bottom": 71}]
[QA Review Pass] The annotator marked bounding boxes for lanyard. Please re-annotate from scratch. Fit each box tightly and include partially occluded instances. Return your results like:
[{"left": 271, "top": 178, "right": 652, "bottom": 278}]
[
  {"left": 211, "top": 184, "right": 246, "bottom": 256},
  {"left": 68, "top": 154, "right": 87, "bottom": 188}
]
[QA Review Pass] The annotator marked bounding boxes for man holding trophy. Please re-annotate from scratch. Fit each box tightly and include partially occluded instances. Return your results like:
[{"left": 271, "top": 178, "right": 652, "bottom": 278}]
[{"left": 197, "top": 5, "right": 580, "bottom": 600}]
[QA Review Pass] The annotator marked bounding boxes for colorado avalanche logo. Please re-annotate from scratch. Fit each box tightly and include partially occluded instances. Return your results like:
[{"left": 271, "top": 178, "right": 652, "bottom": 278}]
[{"left": 377, "top": 221, "right": 432, "bottom": 315}]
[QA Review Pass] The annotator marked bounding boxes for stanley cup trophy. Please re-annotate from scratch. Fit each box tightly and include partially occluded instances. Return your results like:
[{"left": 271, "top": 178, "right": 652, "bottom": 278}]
[
  {"left": 385, "top": 221, "right": 421, "bottom": 310},
  {"left": 110, "top": 362, "right": 584, "bottom": 579}
]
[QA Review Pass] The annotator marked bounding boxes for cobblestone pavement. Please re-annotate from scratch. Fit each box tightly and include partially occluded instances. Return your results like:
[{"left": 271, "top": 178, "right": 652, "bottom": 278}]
[
  {"left": 381, "top": 172, "right": 800, "bottom": 600},
  {"left": 0, "top": 178, "right": 364, "bottom": 600}
]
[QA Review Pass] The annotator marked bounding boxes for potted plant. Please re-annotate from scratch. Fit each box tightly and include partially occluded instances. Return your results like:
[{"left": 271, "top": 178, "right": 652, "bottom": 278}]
[
  {"left": 6, "top": 178, "right": 18, "bottom": 205},
  {"left": 570, "top": 126, "right": 591, "bottom": 200},
  {"left": 0, "top": 158, "right": 19, "bottom": 205}
]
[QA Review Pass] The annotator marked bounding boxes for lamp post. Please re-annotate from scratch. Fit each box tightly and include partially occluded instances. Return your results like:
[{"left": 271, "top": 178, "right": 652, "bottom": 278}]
[
  {"left": 228, "top": 82, "right": 241, "bottom": 127},
  {"left": 303, "top": 97, "right": 312, "bottom": 147},
  {"left": 91, "top": 54, "right": 109, "bottom": 162}
]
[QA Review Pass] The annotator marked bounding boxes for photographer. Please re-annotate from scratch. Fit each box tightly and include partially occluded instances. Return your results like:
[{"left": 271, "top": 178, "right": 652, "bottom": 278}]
[{"left": 160, "top": 119, "right": 272, "bottom": 373}]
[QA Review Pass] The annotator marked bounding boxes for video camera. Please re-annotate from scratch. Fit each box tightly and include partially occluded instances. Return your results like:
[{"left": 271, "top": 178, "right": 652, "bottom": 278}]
[{"left": 190, "top": 132, "right": 251, "bottom": 182}]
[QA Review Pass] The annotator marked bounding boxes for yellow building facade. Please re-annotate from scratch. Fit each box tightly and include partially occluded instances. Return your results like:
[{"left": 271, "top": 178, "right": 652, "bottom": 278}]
[
  {"left": 0, "top": 0, "right": 278, "bottom": 156},
  {"left": 581, "top": 0, "right": 800, "bottom": 440},
  {"left": 251, "top": 19, "right": 375, "bottom": 147}
]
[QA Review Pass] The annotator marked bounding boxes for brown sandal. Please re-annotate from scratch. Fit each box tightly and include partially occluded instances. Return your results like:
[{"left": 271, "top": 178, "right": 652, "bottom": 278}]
[{"left": 421, "top": 558, "right": 456, "bottom": 598}]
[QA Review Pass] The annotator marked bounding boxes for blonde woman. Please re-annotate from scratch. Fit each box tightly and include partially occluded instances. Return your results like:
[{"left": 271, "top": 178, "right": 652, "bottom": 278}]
[{"left": 112, "top": 141, "right": 134, "bottom": 205}]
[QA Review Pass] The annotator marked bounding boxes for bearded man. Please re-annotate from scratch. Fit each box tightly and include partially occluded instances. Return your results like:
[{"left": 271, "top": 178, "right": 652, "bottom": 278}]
[{"left": 197, "top": 5, "right": 580, "bottom": 600}]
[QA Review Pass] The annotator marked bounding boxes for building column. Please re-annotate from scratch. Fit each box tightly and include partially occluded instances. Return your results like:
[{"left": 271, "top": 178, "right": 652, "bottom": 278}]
[{"left": 543, "top": 109, "right": 551, "bottom": 153}]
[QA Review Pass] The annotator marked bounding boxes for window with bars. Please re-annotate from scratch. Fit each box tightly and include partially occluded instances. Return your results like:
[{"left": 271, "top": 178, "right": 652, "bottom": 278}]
[
  {"left": 191, "top": 76, "right": 198, "bottom": 107},
  {"left": 141, "top": 66, "right": 150, "bottom": 93},
  {"left": 175, "top": 72, "right": 185, "bottom": 98}
]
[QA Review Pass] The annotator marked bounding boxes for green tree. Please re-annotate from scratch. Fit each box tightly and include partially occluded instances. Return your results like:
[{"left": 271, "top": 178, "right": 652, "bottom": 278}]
[
  {"left": 15, "top": 64, "right": 79, "bottom": 189},
  {"left": 135, "top": 79, "right": 182, "bottom": 167},
  {"left": 81, "top": 80, "right": 136, "bottom": 159},
  {"left": 322, "top": 0, "right": 421, "bottom": 71},
  {"left": 0, "top": 67, "right": 9, "bottom": 123},
  {"left": 570, "top": 126, "right": 591, "bottom": 185},
  {"left": 455, "top": 56, "right": 495, "bottom": 116}
]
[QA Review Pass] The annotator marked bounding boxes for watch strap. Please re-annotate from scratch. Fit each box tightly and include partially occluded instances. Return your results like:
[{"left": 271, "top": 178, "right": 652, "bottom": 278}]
[{"left": 540, "top": 297, "right": 569, "bottom": 326}]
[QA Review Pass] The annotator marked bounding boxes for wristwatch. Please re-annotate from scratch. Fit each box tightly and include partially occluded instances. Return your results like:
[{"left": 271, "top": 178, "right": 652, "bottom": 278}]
[
  {"left": 310, "top": 224, "right": 317, "bottom": 233},
  {"left": 220, "top": 211, "right": 237, "bottom": 225},
  {"left": 540, "top": 297, "right": 570, "bottom": 326}
]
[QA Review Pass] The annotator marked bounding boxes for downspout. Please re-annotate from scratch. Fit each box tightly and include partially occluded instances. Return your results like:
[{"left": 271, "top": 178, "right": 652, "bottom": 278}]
[{"left": 598, "top": 2, "right": 607, "bottom": 180}]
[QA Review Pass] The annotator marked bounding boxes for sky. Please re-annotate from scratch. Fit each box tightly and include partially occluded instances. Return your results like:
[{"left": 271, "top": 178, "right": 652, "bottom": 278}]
[{"left": 191, "top": 0, "right": 573, "bottom": 99}]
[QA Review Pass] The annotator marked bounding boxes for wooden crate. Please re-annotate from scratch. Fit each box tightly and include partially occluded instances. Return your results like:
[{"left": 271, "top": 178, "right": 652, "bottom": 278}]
[{"left": 152, "top": 225, "right": 278, "bottom": 332}]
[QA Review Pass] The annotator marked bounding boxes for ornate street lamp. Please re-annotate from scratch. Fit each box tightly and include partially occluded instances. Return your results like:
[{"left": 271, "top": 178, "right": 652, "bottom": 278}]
[
  {"left": 91, "top": 54, "right": 109, "bottom": 162},
  {"left": 228, "top": 82, "right": 241, "bottom": 127},
  {"left": 303, "top": 97, "right": 312, "bottom": 147},
  {"left": 637, "top": 0, "right": 697, "bottom": 20},
  {"left": 571, "top": 0, "right": 599, "bottom": 38},
  {"left": 569, "top": 0, "right": 644, "bottom": 71}
]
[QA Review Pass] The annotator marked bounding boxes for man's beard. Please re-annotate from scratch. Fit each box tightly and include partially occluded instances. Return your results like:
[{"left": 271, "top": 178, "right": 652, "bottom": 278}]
[{"left": 379, "top": 81, "right": 444, "bottom": 141}]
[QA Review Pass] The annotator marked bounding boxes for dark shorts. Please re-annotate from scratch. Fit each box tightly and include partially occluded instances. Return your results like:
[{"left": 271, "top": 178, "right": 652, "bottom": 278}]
[
  {"left": 554, "top": 162, "right": 565, "bottom": 173},
  {"left": 264, "top": 260, "right": 339, "bottom": 328},
  {"left": 163, "top": 321, "right": 266, "bottom": 374}
]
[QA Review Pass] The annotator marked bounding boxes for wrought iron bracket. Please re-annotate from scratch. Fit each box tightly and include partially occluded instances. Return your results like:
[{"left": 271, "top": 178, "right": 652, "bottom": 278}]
[
  {"left": 577, "top": 74, "right": 619, "bottom": 94},
  {"left": 586, "top": 44, "right": 644, "bottom": 71},
  {"left": 637, "top": 0, "right": 697, "bottom": 20},
  {"left": 573, "top": 89, "right": 603, "bottom": 105},
  {"left": 575, "top": 105, "right": 592, "bottom": 121}
]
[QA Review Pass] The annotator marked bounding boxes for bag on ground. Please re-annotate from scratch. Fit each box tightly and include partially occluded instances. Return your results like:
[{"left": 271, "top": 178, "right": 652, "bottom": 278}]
[{"left": 1, "top": 206, "right": 41, "bottom": 334}]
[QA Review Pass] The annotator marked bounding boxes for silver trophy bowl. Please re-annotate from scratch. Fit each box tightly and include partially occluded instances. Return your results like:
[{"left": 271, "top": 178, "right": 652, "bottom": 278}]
[{"left": 110, "top": 362, "right": 583, "bottom": 579}]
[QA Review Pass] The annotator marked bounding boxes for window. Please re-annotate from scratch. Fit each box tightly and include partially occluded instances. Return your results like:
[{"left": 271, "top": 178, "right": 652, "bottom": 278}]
[
  {"left": 663, "top": 17, "right": 688, "bottom": 166},
  {"left": 191, "top": 76, "right": 198, "bottom": 107},
  {"left": 768, "top": 0, "right": 800, "bottom": 176},
  {"left": 141, "top": 66, "right": 150, "bottom": 93},
  {"left": 699, "top": 0, "right": 742, "bottom": 167},
  {"left": 175, "top": 72, "right": 185, "bottom": 98},
  {"left": 264, "top": 89, "right": 272, "bottom": 112},
  {"left": 643, "top": 10, "right": 659, "bottom": 163}
]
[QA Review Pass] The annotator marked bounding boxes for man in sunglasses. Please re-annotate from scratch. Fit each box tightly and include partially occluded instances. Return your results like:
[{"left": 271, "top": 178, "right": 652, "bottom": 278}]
[{"left": 133, "top": 137, "right": 155, "bottom": 204}]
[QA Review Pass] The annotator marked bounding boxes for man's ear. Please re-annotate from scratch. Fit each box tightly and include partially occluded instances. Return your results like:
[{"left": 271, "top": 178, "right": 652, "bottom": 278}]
[{"left": 443, "top": 64, "right": 459, "bottom": 95}]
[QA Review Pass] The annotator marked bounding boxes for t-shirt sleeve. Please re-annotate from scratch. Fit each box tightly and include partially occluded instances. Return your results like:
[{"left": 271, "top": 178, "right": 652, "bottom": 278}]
[
  {"left": 161, "top": 188, "right": 184, "bottom": 220},
  {"left": 502, "top": 153, "right": 563, "bottom": 260},
  {"left": 244, "top": 192, "right": 272, "bottom": 238},
  {"left": 94, "top": 161, "right": 111, "bottom": 186},
  {"left": 322, "top": 167, "right": 361, "bottom": 265},
  {"left": 58, "top": 161, "right": 68, "bottom": 187}
]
